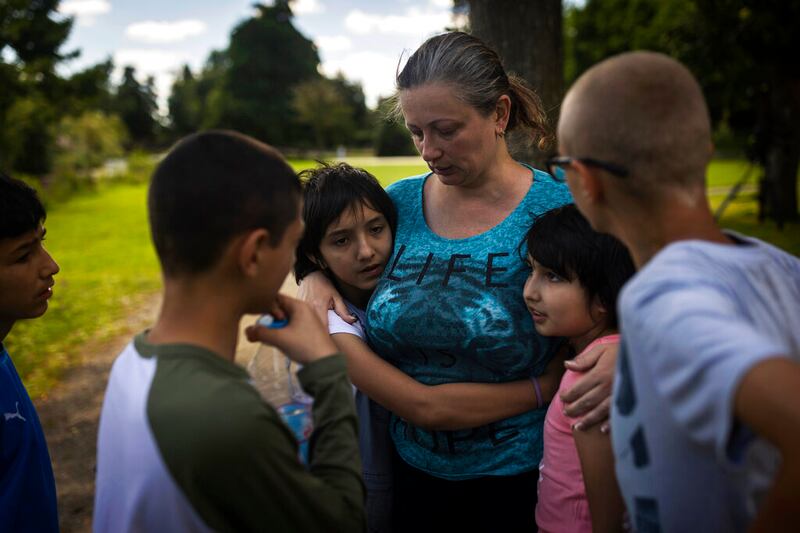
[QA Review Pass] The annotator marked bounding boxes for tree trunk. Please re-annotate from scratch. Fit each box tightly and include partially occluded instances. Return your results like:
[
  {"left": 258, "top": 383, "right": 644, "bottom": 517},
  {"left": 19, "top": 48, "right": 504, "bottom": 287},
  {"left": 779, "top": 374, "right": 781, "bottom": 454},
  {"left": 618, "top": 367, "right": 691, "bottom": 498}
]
[
  {"left": 762, "top": 75, "right": 800, "bottom": 226},
  {"left": 468, "top": 0, "right": 563, "bottom": 167}
]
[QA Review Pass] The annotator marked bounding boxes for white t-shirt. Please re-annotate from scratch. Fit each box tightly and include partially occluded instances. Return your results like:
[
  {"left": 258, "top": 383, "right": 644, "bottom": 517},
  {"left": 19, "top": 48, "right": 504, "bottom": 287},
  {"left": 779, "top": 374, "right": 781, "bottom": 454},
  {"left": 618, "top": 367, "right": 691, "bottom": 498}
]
[
  {"left": 327, "top": 300, "right": 394, "bottom": 526},
  {"left": 290, "top": 304, "right": 366, "bottom": 402},
  {"left": 327, "top": 304, "right": 367, "bottom": 340},
  {"left": 611, "top": 232, "right": 800, "bottom": 532},
  {"left": 328, "top": 303, "right": 366, "bottom": 397}
]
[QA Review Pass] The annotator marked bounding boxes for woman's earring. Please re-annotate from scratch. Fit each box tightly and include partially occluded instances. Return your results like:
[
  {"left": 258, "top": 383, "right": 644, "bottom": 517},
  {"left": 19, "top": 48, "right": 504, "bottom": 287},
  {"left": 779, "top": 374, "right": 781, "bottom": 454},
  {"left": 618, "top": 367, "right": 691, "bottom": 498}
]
[{"left": 497, "top": 129, "right": 506, "bottom": 138}]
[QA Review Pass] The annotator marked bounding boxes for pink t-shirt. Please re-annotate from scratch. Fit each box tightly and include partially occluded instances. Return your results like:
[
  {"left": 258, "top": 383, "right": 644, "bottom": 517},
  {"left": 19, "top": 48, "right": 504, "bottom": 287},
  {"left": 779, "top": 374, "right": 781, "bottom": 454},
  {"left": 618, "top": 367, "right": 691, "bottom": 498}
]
[{"left": 535, "top": 334, "right": 620, "bottom": 533}]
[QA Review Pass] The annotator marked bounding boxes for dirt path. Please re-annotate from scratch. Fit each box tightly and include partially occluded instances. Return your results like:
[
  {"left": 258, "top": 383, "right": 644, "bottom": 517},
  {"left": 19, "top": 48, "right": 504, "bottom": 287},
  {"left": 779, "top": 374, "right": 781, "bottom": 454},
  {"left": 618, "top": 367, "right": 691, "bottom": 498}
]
[{"left": 34, "top": 277, "right": 297, "bottom": 533}]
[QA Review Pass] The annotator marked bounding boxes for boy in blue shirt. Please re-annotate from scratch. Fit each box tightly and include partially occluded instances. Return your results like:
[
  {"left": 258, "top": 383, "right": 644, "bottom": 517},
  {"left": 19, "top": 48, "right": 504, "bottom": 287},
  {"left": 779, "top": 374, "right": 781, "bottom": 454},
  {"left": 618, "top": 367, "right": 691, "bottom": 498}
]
[
  {"left": 553, "top": 52, "right": 800, "bottom": 531},
  {"left": 0, "top": 172, "right": 60, "bottom": 532}
]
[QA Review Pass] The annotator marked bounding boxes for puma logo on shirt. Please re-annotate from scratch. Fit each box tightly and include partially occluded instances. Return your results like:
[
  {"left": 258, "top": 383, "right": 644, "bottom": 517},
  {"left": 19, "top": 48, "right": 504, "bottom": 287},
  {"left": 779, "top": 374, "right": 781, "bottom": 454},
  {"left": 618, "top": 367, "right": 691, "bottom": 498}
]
[{"left": 4, "top": 401, "right": 27, "bottom": 422}]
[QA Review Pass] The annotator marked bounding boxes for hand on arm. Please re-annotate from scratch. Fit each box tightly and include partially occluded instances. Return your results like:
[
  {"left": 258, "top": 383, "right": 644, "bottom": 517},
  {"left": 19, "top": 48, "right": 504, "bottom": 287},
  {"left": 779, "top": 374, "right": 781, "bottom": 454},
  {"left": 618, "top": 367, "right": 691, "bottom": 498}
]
[
  {"left": 560, "top": 341, "right": 619, "bottom": 431},
  {"left": 735, "top": 357, "right": 800, "bottom": 533},
  {"left": 297, "top": 271, "right": 356, "bottom": 326},
  {"left": 332, "top": 333, "right": 541, "bottom": 430}
]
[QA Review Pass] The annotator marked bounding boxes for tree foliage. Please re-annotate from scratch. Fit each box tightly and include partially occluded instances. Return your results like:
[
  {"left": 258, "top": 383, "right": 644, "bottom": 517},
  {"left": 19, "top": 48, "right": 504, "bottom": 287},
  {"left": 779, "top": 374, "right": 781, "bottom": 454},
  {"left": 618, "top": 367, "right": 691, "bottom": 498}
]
[
  {"left": 0, "top": 0, "right": 74, "bottom": 173},
  {"left": 60, "top": 59, "right": 115, "bottom": 116},
  {"left": 567, "top": 0, "right": 800, "bottom": 223},
  {"left": 373, "top": 98, "right": 417, "bottom": 157},
  {"left": 165, "top": 2, "right": 373, "bottom": 152},
  {"left": 168, "top": 65, "right": 201, "bottom": 138},
  {"left": 0, "top": 1, "right": 133, "bottom": 179},
  {"left": 114, "top": 66, "right": 158, "bottom": 147},
  {"left": 290, "top": 74, "right": 371, "bottom": 149},
  {"left": 292, "top": 78, "right": 355, "bottom": 149},
  {"left": 215, "top": 1, "right": 321, "bottom": 145},
  {"left": 54, "top": 110, "right": 127, "bottom": 184}
]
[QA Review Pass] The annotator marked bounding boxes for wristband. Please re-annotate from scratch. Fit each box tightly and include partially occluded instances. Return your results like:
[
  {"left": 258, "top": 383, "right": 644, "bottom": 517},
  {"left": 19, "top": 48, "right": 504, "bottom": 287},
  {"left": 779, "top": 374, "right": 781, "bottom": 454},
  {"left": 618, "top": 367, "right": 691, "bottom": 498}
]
[{"left": 531, "top": 376, "right": 543, "bottom": 409}]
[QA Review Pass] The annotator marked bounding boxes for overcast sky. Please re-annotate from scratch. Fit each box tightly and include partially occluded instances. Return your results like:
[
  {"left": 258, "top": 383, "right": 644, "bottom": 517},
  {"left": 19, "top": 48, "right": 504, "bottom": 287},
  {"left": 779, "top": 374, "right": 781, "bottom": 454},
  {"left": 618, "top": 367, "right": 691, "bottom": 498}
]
[{"left": 57, "top": 0, "right": 465, "bottom": 112}]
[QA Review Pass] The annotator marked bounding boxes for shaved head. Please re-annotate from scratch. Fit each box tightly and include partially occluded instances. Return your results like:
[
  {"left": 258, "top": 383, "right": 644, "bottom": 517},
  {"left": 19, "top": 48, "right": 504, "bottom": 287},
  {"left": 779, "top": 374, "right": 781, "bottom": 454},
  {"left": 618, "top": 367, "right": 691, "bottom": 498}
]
[{"left": 559, "top": 51, "right": 712, "bottom": 196}]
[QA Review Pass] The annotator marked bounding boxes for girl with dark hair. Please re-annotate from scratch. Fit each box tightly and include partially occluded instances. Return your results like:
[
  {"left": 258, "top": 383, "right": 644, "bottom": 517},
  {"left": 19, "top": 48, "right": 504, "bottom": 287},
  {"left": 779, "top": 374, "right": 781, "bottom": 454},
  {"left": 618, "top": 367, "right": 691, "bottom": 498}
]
[
  {"left": 524, "top": 204, "right": 633, "bottom": 533},
  {"left": 299, "top": 33, "right": 618, "bottom": 530}
]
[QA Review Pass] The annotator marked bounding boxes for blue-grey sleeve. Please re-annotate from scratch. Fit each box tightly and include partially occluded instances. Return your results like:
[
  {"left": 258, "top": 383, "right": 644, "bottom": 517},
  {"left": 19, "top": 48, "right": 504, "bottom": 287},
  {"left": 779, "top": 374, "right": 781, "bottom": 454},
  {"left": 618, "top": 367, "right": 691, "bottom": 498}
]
[{"left": 621, "top": 278, "right": 788, "bottom": 465}]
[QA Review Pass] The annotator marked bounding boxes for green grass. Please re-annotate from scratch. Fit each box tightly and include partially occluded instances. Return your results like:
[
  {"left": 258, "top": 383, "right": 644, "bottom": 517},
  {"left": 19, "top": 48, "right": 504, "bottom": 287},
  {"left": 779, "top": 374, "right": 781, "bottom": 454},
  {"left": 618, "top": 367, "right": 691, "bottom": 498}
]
[
  {"left": 5, "top": 157, "right": 797, "bottom": 397},
  {"left": 293, "top": 157, "right": 781, "bottom": 191},
  {"left": 705, "top": 161, "right": 799, "bottom": 256},
  {"left": 709, "top": 192, "right": 800, "bottom": 256},
  {"left": 4, "top": 184, "right": 160, "bottom": 398},
  {"left": 289, "top": 157, "right": 428, "bottom": 188},
  {"left": 706, "top": 159, "right": 754, "bottom": 188}
]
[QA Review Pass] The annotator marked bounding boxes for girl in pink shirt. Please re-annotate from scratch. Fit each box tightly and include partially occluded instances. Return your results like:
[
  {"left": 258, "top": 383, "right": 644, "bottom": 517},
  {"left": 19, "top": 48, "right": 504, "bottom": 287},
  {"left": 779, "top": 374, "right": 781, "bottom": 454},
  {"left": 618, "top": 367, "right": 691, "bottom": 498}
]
[{"left": 522, "top": 204, "right": 635, "bottom": 532}]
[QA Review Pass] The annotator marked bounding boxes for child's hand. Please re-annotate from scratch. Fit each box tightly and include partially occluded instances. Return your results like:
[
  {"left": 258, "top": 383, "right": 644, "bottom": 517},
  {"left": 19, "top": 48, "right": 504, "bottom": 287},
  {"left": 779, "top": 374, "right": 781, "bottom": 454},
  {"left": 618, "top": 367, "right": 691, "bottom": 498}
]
[{"left": 245, "top": 294, "right": 338, "bottom": 365}]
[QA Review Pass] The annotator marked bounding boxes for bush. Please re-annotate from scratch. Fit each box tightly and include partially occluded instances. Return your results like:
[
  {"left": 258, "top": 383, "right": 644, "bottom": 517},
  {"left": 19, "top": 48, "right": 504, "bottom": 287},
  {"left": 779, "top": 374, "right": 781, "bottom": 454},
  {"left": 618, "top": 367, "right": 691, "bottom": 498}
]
[
  {"left": 0, "top": 95, "right": 57, "bottom": 175},
  {"left": 120, "top": 150, "right": 157, "bottom": 184},
  {"left": 374, "top": 118, "right": 416, "bottom": 156},
  {"left": 53, "top": 111, "right": 128, "bottom": 188}
]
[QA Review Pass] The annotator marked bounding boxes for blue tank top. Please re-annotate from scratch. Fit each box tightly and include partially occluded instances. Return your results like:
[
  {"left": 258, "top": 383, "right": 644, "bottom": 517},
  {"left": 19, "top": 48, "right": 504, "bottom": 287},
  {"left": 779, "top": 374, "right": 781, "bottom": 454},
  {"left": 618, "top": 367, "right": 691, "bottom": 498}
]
[{"left": 366, "top": 168, "right": 572, "bottom": 479}]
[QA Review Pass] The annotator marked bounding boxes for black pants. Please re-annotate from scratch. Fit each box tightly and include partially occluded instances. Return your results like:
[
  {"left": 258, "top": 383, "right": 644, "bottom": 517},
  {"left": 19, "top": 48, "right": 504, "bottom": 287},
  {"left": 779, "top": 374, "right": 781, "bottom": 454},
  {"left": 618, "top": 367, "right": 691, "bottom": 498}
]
[{"left": 391, "top": 446, "right": 538, "bottom": 532}]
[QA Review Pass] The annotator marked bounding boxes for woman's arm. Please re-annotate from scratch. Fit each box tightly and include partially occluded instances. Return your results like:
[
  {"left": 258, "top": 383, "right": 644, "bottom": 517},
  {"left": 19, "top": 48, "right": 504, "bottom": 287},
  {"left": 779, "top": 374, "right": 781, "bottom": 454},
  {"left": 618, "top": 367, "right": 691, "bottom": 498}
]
[
  {"left": 332, "top": 333, "right": 564, "bottom": 431},
  {"left": 297, "top": 271, "right": 356, "bottom": 325},
  {"left": 573, "top": 424, "right": 626, "bottom": 533}
]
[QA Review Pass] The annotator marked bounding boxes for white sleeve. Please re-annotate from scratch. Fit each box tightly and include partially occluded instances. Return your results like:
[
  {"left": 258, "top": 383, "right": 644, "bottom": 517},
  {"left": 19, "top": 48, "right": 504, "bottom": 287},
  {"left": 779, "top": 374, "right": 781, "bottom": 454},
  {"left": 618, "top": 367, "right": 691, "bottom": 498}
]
[
  {"left": 327, "top": 310, "right": 365, "bottom": 339},
  {"left": 622, "top": 279, "right": 787, "bottom": 465}
]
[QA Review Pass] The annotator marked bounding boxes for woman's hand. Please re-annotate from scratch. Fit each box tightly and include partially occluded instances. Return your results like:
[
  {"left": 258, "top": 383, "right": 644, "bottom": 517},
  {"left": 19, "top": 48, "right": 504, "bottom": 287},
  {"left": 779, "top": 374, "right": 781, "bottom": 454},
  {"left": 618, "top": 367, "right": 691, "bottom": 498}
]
[
  {"left": 559, "top": 342, "right": 619, "bottom": 432},
  {"left": 297, "top": 271, "right": 355, "bottom": 326}
]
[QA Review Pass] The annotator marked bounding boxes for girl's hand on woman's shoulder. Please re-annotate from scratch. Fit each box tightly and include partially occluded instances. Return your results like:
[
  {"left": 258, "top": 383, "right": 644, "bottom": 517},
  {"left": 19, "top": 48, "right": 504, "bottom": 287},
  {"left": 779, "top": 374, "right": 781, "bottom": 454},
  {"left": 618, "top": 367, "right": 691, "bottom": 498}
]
[
  {"left": 297, "top": 271, "right": 356, "bottom": 326},
  {"left": 559, "top": 341, "right": 619, "bottom": 432}
]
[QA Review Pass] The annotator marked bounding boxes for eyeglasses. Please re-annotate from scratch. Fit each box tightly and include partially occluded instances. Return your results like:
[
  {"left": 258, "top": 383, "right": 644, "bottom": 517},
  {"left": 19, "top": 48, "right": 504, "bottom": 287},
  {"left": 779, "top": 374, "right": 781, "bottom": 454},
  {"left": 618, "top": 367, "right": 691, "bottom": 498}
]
[{"left": 545, "top": 156, "right": 630, "bottom": 183}]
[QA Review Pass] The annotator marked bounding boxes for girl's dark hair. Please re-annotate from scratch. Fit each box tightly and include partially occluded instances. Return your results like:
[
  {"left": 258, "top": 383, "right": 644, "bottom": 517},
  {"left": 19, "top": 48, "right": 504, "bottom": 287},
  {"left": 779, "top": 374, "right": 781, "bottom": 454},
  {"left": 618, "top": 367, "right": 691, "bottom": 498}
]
[
  {"left": 524, "top": 204, "right": 635, "bottom": 329},
  {"left": 392, "top": 31, "right": 550, "bottom": 150},
  {"left": 1, "top": 171, "right": 46, "bottom": 239},
  {"left": 294, "top": 162, "right": 397, "bottom": 283}
]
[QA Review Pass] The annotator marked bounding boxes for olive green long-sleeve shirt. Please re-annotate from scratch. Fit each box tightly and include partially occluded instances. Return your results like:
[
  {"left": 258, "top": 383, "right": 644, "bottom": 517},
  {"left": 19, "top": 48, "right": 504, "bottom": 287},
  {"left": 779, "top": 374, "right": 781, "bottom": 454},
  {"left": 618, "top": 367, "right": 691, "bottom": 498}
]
[{"left": 94, "top": 332, "right": 365, "bottom": 532}]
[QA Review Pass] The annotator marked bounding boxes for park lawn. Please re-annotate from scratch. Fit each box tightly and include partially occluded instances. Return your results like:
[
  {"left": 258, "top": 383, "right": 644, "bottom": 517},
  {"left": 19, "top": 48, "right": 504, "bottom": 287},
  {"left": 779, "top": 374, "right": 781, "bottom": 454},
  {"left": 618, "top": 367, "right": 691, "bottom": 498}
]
[
  {"left": 709, "top": 193, "right": 800, "bottom": 257},
  {"left": 5, "top": 158, "right": 797, "bottom": 397},
  {"left": 289, "top": 157, "right": 428, "bottom": 188},
  {"left": 706, "top": 159, "right": 753, "bottom": 188},
  {"left": 294, "top": 157, "right": 784, "bottom": 190}
]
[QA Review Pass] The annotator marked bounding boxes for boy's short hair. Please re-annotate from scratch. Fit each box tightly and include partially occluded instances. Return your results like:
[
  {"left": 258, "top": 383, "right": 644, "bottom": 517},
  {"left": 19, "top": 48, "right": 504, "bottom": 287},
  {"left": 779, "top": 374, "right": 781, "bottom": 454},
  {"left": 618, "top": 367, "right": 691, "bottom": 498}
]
[
  {"left": 294, "top": 162, "right": 397, "bottom": 282},
  {"left": 524, "top": 204, "right": 635, "bottom": 329},
  {"left": 559, "top": 51, "right": 712, "bottom": 196},
  {"left": 1, "top": 171, "right": 46, "bottom": 239},
  {"left": 149, "top": 130, "right": 301, "bottom": 276}
]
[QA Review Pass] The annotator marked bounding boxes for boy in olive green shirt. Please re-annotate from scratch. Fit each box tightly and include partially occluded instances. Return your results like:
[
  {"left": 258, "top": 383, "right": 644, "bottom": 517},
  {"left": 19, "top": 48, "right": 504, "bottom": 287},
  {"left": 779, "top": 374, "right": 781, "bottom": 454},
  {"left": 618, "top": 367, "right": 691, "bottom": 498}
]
[{"left": 93, "top": 130, "right": 365, "bottom": 532}]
